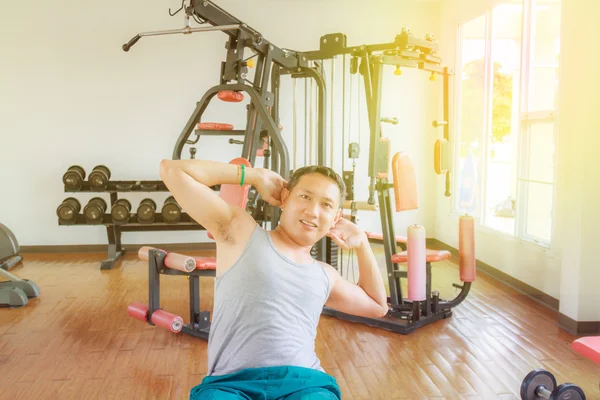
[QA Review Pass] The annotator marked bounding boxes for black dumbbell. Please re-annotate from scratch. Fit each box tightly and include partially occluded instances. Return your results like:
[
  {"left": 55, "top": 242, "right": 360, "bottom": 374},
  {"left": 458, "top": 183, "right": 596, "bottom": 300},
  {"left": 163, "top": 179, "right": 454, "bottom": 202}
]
[
  {"left": 137, "top": 199, "right": 157, "bottom": 224},
  {"left": 63, "top": 166, "right": 86, "bottom": 191},
  {"left": 56, "top": 198, "right": 81, "bottom": 224},
  {"left": 83, "top": 197, "right": 107, "bottom": 224},
  {"left": 162, "top": 196, "right": 182, "bottom": 224},
  {"left": 111, "top": 199, "right": 131, "bottom": 224},
  {"left": 521, "top": 369, "right": 586, "bottom": 400},
  {"left": 88, "top": 165, "right": 111, "bottom": 191}
]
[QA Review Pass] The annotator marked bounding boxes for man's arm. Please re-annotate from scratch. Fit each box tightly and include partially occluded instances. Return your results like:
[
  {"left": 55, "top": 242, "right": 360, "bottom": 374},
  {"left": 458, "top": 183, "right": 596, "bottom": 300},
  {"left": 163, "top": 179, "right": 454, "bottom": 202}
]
[
  {"left": 324, "top": 235, "right": 389, "bottom": 319},
  {"left": 159, "top": 159, "right": 261, "bottom": 243}
]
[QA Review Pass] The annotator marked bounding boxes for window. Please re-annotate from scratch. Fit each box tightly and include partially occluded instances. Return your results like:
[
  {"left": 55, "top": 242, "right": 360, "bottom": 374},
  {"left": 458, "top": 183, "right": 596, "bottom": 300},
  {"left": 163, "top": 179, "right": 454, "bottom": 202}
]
[
  {"left": 454, "top": 15, "right": 486, "bottom": 219},
  {"left": 516, "top": 0, "right": 561, "bottom": 246},
  {"left": 454, "top": 0, "right": 561, "bottom": 246}
]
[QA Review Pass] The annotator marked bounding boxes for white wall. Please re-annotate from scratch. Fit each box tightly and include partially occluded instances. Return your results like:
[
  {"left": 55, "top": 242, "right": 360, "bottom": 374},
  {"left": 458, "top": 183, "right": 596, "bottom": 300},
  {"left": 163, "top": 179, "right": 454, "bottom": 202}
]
[
  {"left": 0, "top": 0, "right": 440, "bottom": 246},
  {"left": 554, "top": 0, "right": 600, "bottom": 323},
  {"left": 435, "top": 0, "right": 600, "bottom": 323}
]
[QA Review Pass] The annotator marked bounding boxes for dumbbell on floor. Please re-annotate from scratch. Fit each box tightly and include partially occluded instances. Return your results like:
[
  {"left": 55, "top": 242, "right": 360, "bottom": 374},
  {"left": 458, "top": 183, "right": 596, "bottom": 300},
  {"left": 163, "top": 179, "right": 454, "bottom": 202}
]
[
  {"left": 56, "top": 198, "right": 81, "bottom": 224},
  {"left": 111, "top": 199, "right": 131, "bottom": 224},
  {"left": 88, "top": 165, "right": 111, "bottom": 191},
  {"left": 84, "top": 197, "right": 107, "bottom": 224},
  {"left": 137, "top": 199, "right": 157, "bottom": 224},
  {"left": 63, "top": 166, "right": 86, "bottom": 191},
  {"left": 521, "top": 369, "right": 586, "bottom": 400}
]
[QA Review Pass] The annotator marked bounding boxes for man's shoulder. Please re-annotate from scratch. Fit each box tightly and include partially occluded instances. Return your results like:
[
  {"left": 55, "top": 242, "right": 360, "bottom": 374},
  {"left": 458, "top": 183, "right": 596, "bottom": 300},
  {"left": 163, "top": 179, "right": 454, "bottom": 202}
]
[{"left": 317, "top": 261, "right": 341, "bottom": 282}]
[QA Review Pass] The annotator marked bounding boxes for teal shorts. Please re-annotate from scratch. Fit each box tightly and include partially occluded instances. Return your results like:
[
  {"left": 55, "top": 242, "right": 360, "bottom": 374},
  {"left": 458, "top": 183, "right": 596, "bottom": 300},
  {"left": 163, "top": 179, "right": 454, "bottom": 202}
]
[{"left": 189, "top": 365, "right": 341, "bottom": 400}]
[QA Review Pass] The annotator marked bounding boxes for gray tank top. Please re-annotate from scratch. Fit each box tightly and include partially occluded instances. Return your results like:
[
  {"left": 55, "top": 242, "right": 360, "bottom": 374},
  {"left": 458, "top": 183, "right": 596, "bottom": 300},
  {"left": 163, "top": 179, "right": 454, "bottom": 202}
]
[{"left": 207, "top": 225, "right": 332, "bottom": 376}]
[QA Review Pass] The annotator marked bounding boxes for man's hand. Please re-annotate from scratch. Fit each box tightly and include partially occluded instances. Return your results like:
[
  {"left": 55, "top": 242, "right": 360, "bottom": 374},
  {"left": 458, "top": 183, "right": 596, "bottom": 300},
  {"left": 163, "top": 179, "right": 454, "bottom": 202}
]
[
  {"left": 251, "top": 169, "right": 287, "bottom": 207},
  {"left": 323, "top": 218, "right": 388, "bottom": 319},
  {"left": 326, "top": 218, "right": 367, "bottom": 250}
]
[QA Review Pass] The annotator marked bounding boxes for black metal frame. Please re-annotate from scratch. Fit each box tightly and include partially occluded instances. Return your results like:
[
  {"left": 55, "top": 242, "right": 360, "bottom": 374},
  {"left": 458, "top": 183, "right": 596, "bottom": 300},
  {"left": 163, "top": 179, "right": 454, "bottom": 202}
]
[
  {"left": 172, "top": 83, "right": 289, "bottom": 178},
  {"left": 117, "top": 0, "right": 473, "bottom": 337},
  {"left": 147, "top": 249, "right": 214, "bottom": 339}
]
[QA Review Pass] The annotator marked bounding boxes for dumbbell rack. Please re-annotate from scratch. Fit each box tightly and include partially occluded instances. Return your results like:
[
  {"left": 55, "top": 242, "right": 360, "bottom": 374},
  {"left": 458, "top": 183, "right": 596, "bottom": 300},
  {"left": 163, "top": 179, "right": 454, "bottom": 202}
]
[{"left": 60, "top": 180, "right": 213, "bottom": 270}]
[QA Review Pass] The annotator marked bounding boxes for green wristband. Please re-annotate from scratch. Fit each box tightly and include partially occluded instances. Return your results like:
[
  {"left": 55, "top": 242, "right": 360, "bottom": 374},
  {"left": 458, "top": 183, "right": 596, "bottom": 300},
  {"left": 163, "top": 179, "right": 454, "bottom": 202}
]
[{"left": 240, "top": 164, "right": 245, "bottom": 186}]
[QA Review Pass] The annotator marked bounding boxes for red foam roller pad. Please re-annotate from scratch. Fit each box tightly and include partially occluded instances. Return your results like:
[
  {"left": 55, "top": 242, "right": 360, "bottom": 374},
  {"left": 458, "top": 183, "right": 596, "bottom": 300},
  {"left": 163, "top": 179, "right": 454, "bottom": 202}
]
[
  {"left": 151, "top": 310, "right": 184, "bottom": 333},
  {"left": 217, "top": 90, "right": 244, "bottom": 102},
  {"left": 138, "top": 246, "right": 195, "bottom": 272},
  {"left": 197, "top": 122, "right": 234, "bottom": 131},
  {"left": 195, "top": 257, "right": 217, "bottom": 270},
  {"left": 128, "top": 302, "right": 149, "bottom": 322}
]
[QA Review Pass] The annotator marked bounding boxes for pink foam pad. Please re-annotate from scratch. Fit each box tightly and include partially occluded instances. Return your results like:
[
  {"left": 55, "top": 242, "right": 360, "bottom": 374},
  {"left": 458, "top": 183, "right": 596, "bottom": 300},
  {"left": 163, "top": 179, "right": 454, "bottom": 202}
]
[
  {"left": 197, "top": 122, "right": 234, "bottom": 131},
  {"left": 256, "top": 140, "right": 268, "bottom": 157},
  {"left": 391, "top": 249, "right": 451, "bottom": 264},
  {"left": 459, "top": 215, "right": 476, "bottom": 282},
  {"left": 365, "top": 231, "right": 408, "bottom": 244},
  {"left": 137, "top": 246, "right": 195, "bottom": 272},
  {"left": 407, "top": 225, "right": 426, "bottom": 301},
  {"left": 207, "top": 158, "right": 252, "bottom": 240},
  {"left": 392, "top": 152, "right": 418, "bottom": 212},
  {"left": 195, "top": 257, "right": 217, "bottom": 270},
  {"left": 138, "top": 245, "right": 165, "bottom": 261},
  {"left": 572, "top": 336, "right": 600, "bottom": 365},
  {"left": 219, "top": 157, "right": 252, "bottom": 209},
  {"left": 217, "top": 90, "right": 244, "bottom": 102}
]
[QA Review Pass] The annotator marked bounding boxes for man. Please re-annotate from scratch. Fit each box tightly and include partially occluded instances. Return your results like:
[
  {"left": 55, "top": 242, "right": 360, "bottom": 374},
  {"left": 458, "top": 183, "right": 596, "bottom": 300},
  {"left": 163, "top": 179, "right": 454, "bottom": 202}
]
[{"left": 160, "top": 158, "right": 388, "bottom": 400}]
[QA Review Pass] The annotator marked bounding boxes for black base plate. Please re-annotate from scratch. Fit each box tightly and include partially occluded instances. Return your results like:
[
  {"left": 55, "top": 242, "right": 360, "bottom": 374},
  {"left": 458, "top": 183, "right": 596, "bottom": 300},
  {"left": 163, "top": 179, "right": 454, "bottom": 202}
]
[{"left": 321, "top": 306, "right": 452, "bottom": 334}]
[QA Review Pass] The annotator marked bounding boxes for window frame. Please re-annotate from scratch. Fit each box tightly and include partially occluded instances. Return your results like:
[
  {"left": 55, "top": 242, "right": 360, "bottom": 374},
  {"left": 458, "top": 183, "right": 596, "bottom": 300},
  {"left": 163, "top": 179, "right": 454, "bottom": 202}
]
[{"left": 452, "top": 0, "right": 561, "bottom": 248}]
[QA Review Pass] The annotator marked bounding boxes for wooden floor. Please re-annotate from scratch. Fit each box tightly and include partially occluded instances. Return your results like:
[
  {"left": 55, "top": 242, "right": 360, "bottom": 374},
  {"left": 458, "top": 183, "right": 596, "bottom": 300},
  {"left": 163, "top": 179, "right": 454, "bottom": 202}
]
[{"left": 1, "top": 247, "right": 599, "bottom": 400}]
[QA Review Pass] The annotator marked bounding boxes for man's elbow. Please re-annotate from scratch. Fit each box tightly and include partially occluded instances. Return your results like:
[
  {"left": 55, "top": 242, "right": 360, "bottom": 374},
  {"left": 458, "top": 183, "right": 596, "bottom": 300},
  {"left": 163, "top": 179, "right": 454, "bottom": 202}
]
[
  {"left": 371, "top": 304, "right": 389, "bottom": 318},
  {"left": 159, "top": 159, "right": 177, "bottom": 181},
  {"left": 357, "top": 302, "right": 389, "bottom": 319},
  {"left": 377, "top": 304, "right": 390, "bottom": 318}
]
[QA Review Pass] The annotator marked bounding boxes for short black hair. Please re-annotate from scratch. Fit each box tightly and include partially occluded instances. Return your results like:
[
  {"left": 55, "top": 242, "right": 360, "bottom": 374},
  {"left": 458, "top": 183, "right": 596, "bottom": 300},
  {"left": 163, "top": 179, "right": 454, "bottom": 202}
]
[{"left": 287, "top": 166, "right": 346, "bottom": 208}]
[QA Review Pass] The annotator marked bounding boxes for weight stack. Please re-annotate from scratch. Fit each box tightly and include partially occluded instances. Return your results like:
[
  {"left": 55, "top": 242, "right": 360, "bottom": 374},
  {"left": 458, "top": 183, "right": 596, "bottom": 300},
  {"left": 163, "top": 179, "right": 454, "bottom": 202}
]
[
  {"left": 326, "top": 238, "right": 339, "bottom": 270},
  {"left": 310, "top": 237, "right": 339, "bottom": 270},
  {"left": 310, "top": 241, "right": 320, "bottom": 260}
]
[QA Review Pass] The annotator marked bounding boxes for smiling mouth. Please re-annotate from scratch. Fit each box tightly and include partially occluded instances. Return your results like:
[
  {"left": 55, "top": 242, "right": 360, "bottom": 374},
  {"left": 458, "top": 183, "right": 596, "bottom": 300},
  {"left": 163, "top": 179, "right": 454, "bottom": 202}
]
[{"left": 300, "top": 220, "right": 318, "bottom": 228}]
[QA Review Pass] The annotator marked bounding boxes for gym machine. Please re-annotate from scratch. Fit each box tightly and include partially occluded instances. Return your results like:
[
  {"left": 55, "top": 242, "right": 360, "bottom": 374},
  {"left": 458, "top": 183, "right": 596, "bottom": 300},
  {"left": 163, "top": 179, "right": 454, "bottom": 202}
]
[
  {"left": 121, "top": 0, "right": 469, "bottom": 337},
  {"left": 0, "top": 223, "right": 40, "bottom": 307},
  {"left": 120, "top": 4, "right": 594, "bottom": 397},
  {"left": 0, "top": 223, "right": 21, "bottom": 271}
]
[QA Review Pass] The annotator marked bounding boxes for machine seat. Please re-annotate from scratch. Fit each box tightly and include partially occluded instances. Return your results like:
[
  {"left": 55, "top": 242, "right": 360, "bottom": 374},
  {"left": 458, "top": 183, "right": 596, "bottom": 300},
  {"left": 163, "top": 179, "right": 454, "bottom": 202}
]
[{"left": 391, "top": 249, "right": 452, "bottom": 263}]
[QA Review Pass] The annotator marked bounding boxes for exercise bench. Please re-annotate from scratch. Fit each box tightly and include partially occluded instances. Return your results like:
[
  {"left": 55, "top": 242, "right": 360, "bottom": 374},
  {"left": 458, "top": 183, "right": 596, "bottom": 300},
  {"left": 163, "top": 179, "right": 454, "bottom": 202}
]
[{"left": 127, "top": 157, "right": 251, "bottom": 339}]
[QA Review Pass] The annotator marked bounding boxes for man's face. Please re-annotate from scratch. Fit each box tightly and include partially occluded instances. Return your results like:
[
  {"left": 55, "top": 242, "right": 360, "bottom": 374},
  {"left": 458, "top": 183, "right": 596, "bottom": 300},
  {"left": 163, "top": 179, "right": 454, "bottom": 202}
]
[{"left": 280, "top": 173, "right": 342, "bottom": 247}]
